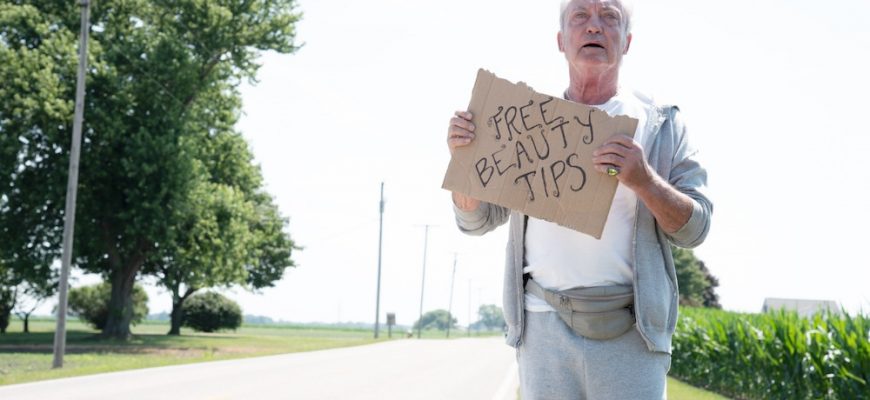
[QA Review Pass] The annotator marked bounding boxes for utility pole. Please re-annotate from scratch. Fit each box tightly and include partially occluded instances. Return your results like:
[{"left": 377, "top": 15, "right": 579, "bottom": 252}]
[
  {"left": 446, "top": 253, "right": 457, "bottom": 338},
  {"left": 53, "top": 0, "right": 91, "bottom": 369},
  {"left": 373, "top": 182, "right": 384, "bottom": 339},
  {"left": 467, "top": 279, "right": 472, "bottom": 337},
  {"left": 416, "top": 225, "right": 431, "bottom": 339}
]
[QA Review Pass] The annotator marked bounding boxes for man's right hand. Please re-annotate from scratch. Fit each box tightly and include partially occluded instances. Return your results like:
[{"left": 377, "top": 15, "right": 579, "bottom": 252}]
[{"left": 446, "top": 110, "right": 481, "bottom": 211}]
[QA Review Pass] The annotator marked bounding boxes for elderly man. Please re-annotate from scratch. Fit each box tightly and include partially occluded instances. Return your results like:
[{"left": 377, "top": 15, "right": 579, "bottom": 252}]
[{"left": 446, "top": 0, "right": 712, "bottom": 398}]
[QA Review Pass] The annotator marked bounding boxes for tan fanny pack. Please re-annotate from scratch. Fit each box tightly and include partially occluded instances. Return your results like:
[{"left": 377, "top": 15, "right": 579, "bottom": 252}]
[{"left": 525, "top": 278, "right": 635, "bottom": 340}]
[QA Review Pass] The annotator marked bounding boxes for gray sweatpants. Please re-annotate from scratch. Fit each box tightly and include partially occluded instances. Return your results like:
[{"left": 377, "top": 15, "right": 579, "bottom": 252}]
[{"left": 517, "top": 311, "right": 670, "bottom": 400}]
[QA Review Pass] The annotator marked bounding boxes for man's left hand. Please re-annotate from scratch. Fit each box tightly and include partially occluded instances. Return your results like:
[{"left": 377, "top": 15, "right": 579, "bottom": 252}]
[{"left": 592, "top": 134, "right": 652, "bottom": 190}]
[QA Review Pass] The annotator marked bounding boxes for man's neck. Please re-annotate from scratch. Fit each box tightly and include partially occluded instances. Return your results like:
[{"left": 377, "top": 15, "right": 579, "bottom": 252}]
[{"left": 565, "top": 67, "right": 620, "bottom": 105}]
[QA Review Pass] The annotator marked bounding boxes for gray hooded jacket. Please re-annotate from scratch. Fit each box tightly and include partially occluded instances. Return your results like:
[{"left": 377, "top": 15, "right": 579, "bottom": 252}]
[{"left": 453, "top": 103, "right": 712, "bottom": 354}]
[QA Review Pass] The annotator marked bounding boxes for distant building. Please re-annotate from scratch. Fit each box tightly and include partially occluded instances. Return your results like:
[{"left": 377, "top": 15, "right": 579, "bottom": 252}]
[{"left": 762, "top": 298, "right": 840, "bottom": 318}]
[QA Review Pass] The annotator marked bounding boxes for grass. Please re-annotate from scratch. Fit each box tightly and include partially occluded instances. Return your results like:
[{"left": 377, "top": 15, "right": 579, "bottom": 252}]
[
  {"left": 0, "top": 317, "right": 379, "bottom": 386},
  {"left": 668, "top": 377, "right": 731, "bottom": 399}
]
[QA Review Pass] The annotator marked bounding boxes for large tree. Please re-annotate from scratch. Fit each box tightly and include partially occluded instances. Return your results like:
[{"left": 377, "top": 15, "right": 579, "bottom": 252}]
[{"left": 0, "top": 0, "right": 300, "bottom": 339}]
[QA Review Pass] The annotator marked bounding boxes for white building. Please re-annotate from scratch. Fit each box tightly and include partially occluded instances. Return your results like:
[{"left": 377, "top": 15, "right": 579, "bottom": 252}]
[{"left": 762, "top": 298, "right": 840, "bottom": 318}]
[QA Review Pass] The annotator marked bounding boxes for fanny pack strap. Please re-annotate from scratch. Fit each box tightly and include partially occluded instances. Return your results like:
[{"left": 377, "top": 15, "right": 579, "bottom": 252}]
[{"left": 525, "top": 278, "right": 636, "bottom": 340}]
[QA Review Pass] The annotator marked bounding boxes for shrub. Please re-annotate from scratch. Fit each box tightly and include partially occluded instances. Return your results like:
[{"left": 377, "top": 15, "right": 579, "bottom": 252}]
[
  {"left": 67, "top": 283, "right": 149, "bottom": 330},
  {"left": 182, "top": 292, "right": 242, "bottom": 332}
]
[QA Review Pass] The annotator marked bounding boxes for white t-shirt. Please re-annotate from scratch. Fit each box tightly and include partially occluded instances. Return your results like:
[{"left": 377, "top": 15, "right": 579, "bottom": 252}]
[{"left": 524, "top": 89, "right": 656, "bottom": 312}]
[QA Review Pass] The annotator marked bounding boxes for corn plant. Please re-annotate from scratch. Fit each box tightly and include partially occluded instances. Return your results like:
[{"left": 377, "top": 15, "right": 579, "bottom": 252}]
[{"left": 670, "top": 307, "right": 869, "bottom": 400}]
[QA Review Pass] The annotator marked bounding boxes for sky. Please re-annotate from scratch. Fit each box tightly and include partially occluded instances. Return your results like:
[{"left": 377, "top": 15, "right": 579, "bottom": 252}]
[{"left": 59, "top": 0, "right": 870, "bottom": 328}]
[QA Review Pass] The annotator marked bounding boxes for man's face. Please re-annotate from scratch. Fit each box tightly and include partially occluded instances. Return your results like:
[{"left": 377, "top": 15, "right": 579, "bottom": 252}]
[{"left": 558, "top": 0, "right": 631, "bottom": 72}]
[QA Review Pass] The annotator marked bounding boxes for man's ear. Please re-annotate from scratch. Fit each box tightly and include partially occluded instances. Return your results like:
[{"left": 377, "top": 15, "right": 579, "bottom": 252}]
[
  {"left": 557, "top": 31, "right": 565, "bottom": 53},
  {"left": 623, "top": 33, "right": 632, "bottom": 54}
]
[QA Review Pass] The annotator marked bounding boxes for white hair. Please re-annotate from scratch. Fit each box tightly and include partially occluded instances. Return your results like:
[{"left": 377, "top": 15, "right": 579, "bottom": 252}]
[{"left": 559, "top": 0, "right": 634, "bottom": 35}]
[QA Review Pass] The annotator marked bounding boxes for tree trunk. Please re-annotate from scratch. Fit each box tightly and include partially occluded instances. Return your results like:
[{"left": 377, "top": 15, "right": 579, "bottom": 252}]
[
  {"left": 101, "top": 265, "right": 138, "bottom": 339},
  {"left": 23, "top": 314, "right": 30, "bottom": 333},
  {"left": 0, "top": 305, "right": 10, "bottom": 334},
  {"left": 168, "top": 287, "right": 196, "bottom": 335},
  {"left": 168, "top": 299, "right": 183, "bottom": 335}
]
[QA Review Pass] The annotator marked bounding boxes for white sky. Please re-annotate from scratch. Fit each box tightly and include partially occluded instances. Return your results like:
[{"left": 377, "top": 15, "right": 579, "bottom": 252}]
[{"left": 58, "top": 0, "right": 870, "bottom": 327}]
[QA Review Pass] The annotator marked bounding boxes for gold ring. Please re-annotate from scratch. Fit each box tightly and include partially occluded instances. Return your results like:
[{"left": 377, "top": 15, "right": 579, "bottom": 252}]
[{"left": 607, "top": 167, "right": 620, "bottom": 176}]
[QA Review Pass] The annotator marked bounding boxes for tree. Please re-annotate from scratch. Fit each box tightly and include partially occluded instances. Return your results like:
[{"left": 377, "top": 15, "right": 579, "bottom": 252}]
[
  {"left": 413, "top": 309, "right": 457, "bottom": 332},
  {"left": 150, "top": 90, "right": 296, "bottom": 335},
  {"left": 182, "top": 291, "right": 242, "bottom": 333},
  {"left": 476, "top": 304, "right": 505, "bottom": 330},
  {"left": 0, "top": 1, "right": 300, "bottom": 339},
  {"left": 0, "top": 265, "right": 57, "bottom": 334},
  {"left": 13, "top": 281, "right": 53, "bottom": 333},
  {"left": 697, "top": 260, "right": 721, "bottom": 309},
  {"left": 671, "top": 246, "right": 720, "bottom": 308},
  {"left": 67, "top": 282, "right": 148, "bottom": 330},
  {"left": 0, "top": 261, "right": 56, "bottom": 333},
  {"left": 0, "top": 4, "right": 72, "bottom": 320}
]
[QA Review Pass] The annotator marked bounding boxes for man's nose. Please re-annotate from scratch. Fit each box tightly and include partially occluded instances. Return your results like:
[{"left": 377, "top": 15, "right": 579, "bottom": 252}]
[{"left": 586, "top": 15, "right": 603, "bottom": 34}]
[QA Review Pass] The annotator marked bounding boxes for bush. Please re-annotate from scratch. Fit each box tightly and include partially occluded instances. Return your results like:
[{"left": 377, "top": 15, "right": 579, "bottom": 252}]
[
  {"left": 182, "top": 292, "right": 242, "bottom": 332},
  {"left": 671, "top": 307, "right": 869, "bottom": 400},
  {"left": 67, "top": 283, "right": 149, "bottom": 330}
]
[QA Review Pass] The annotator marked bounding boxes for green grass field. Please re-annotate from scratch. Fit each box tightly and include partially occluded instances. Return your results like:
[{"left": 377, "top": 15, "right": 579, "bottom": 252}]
[
  {"left": 0, "top": 318, "right": 380, "bottom": 386},
  {"left": 2, "top": 317, "right": 728, "bottom": 399}
]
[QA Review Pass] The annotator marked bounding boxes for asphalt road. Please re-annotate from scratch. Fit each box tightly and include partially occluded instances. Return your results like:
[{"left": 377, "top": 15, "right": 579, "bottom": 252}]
[{"left": 0, "top": 337, "right": 518, "bottom": 400}]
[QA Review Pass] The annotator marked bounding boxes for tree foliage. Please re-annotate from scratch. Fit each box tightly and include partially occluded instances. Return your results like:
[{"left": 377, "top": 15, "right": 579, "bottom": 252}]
[
  {"left": 67, "top": 282, "right": 149, "bottom": 330},
  {"left": 672, "top": 246, "right": 720, "bottom": 308},
  {"left": 153, "top": 96, "right": 297, "bottom": 335},
  {"left": 0, "top": 3, "right": 73, "bottom": 306},
  {"left": 476, "top": 304, "right": 505, "bottom": 330},
  {"left": 0, "top": 0, "right": 300, "bottom": 339},
  {"left": 182, "top": 291, "right": 242, "bottom": 332},
  {"left": 413, "top": 309, "right": 457, "bottom": 331}
]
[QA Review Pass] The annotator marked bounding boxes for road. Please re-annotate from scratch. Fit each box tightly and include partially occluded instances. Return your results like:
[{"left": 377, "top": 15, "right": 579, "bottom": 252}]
[{"left": 0, "top": 337, "right": 518, "bottom": 400}]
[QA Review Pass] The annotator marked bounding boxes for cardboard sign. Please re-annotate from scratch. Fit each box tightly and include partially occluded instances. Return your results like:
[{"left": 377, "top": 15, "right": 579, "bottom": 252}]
[{"left": 442, "top": 69, "right": 638, "bottom": 239}]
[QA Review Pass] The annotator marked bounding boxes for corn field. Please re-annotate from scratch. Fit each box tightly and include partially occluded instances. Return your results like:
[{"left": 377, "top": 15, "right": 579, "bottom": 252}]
[{"left": 670, "top": 307, "right": 869, "bottom": 400}]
